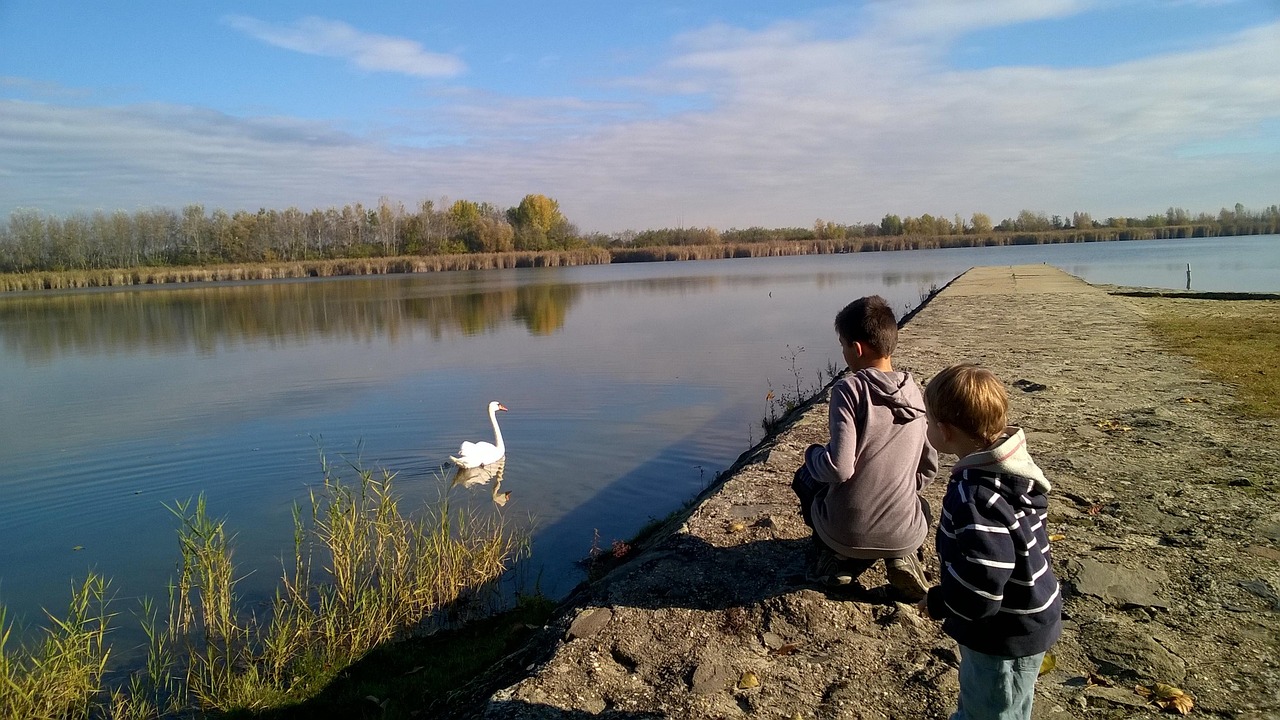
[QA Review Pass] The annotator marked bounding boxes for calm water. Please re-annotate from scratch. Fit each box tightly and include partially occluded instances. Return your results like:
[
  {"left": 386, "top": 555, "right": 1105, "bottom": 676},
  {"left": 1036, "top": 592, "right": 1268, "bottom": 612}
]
[{"left": 1, "top": 235, "right": 1277, "bottom": 631}]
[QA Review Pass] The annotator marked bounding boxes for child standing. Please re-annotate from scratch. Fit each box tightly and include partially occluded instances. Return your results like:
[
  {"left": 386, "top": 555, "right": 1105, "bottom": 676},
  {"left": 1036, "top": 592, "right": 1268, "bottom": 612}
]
[
  {"left": 791, "top": 295, "right": 938, "bottom": 600},
  {"left": 920, "top": 364, "right": 1062, "bottom": 720}
]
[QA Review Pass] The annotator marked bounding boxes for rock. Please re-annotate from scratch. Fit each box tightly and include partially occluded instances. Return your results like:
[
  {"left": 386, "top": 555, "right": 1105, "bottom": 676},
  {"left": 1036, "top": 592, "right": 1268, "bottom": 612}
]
[
  {"left": 1082, "top": 685, "right": 1152, "bottom": 710},
  {"left": 565, "top": 607, "right": 613, "bottom": 641},
  {"left": 761, "top": 631, "right": 786, "bottom": 650},
  {"left": 1071, "top": 558, "right": 1168, "bottom": 609},
  {"left": 690, "top": 660, "right": 733, "bottom": 695},
  {"left": 1080, "top": 621, "right": 1186, "bottom": 683},
  {"left": 1244, "top": 545, "right": 1280, "bottom": 561},
  {"left": 1238, "top": 579, "right": 1280, "bottom": 610}
]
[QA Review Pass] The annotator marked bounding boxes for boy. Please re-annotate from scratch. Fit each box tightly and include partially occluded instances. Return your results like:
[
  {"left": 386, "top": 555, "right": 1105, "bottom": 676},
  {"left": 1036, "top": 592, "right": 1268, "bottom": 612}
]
[
  {"left": 920, "top": 364, "right": 1062, "bottom": 720},
  {"left": 791, "top": 295, "right": 938, "bottom": 600}
]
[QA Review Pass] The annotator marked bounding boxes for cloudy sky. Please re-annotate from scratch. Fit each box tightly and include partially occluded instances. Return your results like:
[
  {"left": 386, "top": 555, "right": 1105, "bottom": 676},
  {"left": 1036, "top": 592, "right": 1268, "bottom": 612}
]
[{"left": 1, "top": 0, "right": 1276, "bottom": 233}]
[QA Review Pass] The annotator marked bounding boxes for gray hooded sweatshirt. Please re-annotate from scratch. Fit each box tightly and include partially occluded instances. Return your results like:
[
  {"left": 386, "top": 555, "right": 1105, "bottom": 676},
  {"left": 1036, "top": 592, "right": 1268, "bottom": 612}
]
[{"left": 804, "top": 368, "right": 939, "bottom": 559}]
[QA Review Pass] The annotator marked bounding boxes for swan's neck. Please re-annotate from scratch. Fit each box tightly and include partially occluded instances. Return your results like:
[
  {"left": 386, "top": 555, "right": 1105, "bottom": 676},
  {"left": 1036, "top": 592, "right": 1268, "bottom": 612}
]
[{"left": 489, "top": 407, "right": 505, "bottom": 453}]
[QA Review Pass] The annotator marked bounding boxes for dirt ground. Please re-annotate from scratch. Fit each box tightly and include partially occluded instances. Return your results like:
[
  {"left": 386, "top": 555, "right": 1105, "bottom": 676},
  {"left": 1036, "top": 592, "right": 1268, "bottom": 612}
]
[{"left": 463, "top": 265, "right": 1279, "bottom": 720}]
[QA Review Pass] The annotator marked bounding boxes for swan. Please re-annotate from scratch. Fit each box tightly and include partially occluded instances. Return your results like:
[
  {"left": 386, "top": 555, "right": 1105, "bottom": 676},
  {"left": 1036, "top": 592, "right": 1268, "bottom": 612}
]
[{"left": 449, "top": 401, "right": 507, "bottom": 469}]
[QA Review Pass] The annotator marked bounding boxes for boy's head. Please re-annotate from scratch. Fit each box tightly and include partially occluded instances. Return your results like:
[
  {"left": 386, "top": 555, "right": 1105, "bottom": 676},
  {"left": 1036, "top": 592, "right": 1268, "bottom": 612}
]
[
  {"left": 834, "top": 295, "right": 897, "bottom": 370},
  {"left": 924, "top": 364, "right": 1008, "bottom": 450}
]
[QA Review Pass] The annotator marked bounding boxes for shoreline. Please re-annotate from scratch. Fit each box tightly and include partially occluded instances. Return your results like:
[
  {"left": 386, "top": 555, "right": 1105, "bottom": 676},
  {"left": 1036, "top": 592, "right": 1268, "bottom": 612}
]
[{"left": 4, "top": 231, "right": 1268, "bottom": 293}]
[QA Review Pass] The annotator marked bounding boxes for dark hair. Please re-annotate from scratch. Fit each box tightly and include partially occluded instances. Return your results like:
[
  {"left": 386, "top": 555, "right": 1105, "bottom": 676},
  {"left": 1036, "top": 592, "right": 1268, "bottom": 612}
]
[
  {"left": 924, "top": 364, "right": 1008, "bottom": 444},
  {"left": 834, "top": 295, "right": 897, "bottom": 357}
]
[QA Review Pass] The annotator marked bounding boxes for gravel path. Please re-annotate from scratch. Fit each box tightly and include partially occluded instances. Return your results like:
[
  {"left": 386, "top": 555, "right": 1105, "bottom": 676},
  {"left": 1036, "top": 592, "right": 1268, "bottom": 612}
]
[{"left": 475, "top": 264, "right": 1280, "bottom": 720}]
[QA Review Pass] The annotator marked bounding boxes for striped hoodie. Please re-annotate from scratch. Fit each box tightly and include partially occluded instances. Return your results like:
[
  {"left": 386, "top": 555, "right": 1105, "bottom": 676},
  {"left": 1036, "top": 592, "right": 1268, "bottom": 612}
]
[{"left": 924, "top": 427, "right": 1062, "bottom": 657}]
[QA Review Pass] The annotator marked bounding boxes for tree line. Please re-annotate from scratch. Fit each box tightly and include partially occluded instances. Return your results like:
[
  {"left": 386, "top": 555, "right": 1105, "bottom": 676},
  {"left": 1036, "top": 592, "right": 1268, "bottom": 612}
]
[{"left": 2, "top": 195, "right": 1277, "bottom": 274}]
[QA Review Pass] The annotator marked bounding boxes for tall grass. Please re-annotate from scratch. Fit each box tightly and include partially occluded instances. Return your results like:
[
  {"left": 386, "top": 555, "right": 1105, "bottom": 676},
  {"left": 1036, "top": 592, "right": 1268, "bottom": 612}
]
[
  {"left": 0, "top": 575, "right": 111, "bottom": 719},
  {"left": 0, "top": 456, "right": 527, "bottom": 717}
]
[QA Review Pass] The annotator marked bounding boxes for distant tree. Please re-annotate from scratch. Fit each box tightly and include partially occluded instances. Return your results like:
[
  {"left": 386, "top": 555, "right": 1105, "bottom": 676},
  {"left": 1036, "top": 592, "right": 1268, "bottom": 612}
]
[
  {"left": 1014, "top": 210, "right": 1052, "bottom": 232},
  {"left": 880, "top": 214, "right": 904, "bottom": 236},
  {"left": 510, "top": 194, "right": 568, "bottom": 251},
  {"left": 969, "top": 213, "right": 993, "bottom": 234}
]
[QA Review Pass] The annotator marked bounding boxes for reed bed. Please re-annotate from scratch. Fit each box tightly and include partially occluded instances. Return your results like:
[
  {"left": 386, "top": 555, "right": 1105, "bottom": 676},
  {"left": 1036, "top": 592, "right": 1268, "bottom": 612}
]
[
  {"left": 0, "top": 228, "right": 1219, "bottom": 293},
  {"left": 0, "top": 247, "right": 614, "bottom": 292},
  {"left": 0, "top": 457, "right": 527, "bottom": 717}
]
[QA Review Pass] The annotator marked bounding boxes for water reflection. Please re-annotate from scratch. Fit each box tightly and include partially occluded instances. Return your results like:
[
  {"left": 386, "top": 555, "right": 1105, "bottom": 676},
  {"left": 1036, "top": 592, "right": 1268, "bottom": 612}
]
[
  {"left": 0, "top": 268, "right": 961, "bottom": 363},
  {"left": 0, "top": 279, "right": 585, "bottom": 363},
  {"left": 451, "top": 458, "right": 510, "bottom": 506}
]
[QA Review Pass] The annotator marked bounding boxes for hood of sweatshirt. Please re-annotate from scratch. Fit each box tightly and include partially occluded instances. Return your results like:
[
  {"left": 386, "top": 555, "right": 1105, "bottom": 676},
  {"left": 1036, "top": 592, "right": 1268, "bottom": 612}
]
[
  {"left": 951, "top": 426, "right": 1051, "bottom": 493},
  {"left": 855, "top": 368, "right": 926, "bottom": 422}
]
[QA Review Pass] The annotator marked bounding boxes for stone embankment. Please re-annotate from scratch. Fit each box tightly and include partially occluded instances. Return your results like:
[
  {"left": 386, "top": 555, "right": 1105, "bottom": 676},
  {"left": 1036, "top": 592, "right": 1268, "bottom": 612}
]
[{"left": 472, "top": 265, "right": 1279, "bottom": 719}]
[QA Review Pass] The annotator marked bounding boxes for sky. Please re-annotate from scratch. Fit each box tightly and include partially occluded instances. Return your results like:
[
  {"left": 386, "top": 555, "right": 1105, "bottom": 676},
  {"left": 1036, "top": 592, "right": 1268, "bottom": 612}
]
[{"left": 1, "top": 0, "right": 1277, "bottom": 234}]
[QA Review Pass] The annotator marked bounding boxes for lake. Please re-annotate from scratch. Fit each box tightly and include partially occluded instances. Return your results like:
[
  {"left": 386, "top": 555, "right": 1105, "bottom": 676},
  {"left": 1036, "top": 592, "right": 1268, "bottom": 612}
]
[{"left": 1, "top": 234, "right": 1277, "bottom": 634}]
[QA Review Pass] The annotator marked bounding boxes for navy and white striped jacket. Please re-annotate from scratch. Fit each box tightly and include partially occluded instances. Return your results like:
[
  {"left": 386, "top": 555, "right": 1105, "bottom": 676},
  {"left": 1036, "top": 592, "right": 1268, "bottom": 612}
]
[{"left": 925, "top": 428, "right": 1062, "bottom": 657}]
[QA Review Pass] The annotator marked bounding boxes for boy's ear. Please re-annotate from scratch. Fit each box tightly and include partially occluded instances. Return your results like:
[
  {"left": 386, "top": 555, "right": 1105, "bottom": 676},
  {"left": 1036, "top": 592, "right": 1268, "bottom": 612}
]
[
  {"left": 851, "top": 340, "right": 867, "bottom": 359},
  {"left": 936, "top": 421, "right": 957, "bottom": 443}
]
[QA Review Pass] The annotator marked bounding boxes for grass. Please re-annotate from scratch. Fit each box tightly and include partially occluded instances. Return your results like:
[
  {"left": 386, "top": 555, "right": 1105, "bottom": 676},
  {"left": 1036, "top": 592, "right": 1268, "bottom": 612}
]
[
  {"left": 0, "top": 575, "right": 111, "bottom": 719},
  {"left": 0, "top": 455, "right": 528, "bottom": 718},
  {"left": 1139, "top": 298, "right": 1280, "bottom": 419}
]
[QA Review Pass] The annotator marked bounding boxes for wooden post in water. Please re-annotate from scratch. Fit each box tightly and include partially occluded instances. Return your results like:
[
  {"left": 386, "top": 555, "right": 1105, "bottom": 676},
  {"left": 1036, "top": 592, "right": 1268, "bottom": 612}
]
[{"left": 1186, "top": 263, "right": 1192, "bottom": 290}]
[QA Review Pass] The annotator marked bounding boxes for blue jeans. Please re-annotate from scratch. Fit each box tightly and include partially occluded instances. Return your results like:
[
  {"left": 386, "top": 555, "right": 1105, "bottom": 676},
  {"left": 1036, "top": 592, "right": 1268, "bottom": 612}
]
[{"left": 951, "top": 645, "right": 1044, "bottom": 720}]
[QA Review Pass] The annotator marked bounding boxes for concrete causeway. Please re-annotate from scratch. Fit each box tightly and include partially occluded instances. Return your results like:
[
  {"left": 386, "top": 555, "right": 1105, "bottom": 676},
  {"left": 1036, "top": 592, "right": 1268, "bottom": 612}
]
[{"left": 476, "top": 264, "right": 1280, "bottom": 719}]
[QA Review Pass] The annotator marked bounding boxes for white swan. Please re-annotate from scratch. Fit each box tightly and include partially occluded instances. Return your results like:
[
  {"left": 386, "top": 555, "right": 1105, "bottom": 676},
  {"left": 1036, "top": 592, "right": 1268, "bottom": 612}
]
[{"left": 449, "top": 401, "right": 507, "bottom": 469}]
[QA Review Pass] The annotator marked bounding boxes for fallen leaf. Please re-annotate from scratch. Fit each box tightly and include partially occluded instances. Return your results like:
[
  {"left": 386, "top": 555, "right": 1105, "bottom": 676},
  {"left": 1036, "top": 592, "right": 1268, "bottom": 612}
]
[
  {"left": 1095, "top": 418, "right": 1132, "bottom": 433},
  {"left": 729, "top": 521, "right": 747, "bottom": 533},
  {"left": 737, "top": 671, "right": 760, "bottom": 689},
  {"left": 1038, "top": 652, "right": 1056, "bottom": 675},
  {"left": 1087, "top": 504, "right": 1105, "bottom": 515},
  {"left": 1048, "top": 534, "right": 1067, "bottom": 542},
  {"left": 772, "top": 642, "right": 800, "bottom": 656},
  {"left": 1135, "top": 682, "right": 1195, "bottom": 714}
]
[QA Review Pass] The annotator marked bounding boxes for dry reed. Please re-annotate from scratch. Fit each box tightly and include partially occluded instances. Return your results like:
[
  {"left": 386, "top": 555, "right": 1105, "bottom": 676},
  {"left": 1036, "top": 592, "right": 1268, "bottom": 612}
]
[{"left": 0, "top": 456, "right": 527, "bottom": 716}]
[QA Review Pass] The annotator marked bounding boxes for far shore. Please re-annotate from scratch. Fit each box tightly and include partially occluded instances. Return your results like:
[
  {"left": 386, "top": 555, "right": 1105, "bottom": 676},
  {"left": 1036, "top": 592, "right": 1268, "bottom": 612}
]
[{"left": 0, "top": 229, "right": 1250, "bottom": 294}]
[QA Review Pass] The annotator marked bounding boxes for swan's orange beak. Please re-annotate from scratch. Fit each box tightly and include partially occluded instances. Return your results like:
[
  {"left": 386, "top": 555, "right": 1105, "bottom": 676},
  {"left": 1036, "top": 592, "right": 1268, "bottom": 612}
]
[{"left": 497, "top": 404, "right": 509, "bottom": 412}]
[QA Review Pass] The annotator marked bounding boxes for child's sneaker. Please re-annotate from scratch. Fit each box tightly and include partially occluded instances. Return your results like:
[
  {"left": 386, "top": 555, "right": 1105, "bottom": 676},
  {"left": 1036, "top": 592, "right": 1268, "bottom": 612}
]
[{"left": 886, "top": 553, "right": 928, "bottom": 601}]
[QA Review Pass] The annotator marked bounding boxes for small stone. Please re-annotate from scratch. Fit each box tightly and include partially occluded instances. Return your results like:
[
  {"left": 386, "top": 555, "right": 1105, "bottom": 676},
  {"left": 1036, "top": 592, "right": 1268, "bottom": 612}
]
[
  {"left": 690, "top": 661, "right": 732, "bottom": 695},
  {"left": 565, "top": 607, "right": 613, "bottom": 641},
  {"left": 1245, "top": 545, "right": 1280, "bottom": 561}
]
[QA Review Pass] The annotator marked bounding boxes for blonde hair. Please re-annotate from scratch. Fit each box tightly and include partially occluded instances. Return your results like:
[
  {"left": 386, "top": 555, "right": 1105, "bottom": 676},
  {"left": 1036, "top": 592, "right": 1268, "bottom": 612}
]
[{"left": 924, "top": 364, "right": 1008, "bottom": 444}]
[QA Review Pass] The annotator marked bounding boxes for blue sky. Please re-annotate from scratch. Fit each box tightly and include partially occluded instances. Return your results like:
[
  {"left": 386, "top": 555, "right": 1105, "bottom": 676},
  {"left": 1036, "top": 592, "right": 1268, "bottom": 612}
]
[{"left": 1, "top": 0, "right": 1277, "bottom": 233}]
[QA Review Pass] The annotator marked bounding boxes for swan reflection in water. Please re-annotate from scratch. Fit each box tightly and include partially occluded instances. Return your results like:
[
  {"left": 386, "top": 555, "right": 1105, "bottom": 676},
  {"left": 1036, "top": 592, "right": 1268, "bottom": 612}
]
[{"left": 450, "top": 457, "right": 510, "bottom": 506}]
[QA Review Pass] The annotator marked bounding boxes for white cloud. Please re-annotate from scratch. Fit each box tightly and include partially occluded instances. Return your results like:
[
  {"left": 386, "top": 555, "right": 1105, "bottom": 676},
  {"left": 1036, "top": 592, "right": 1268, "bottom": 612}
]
[
  {"left": 223, "top": 16, "right": 465, "bottom": 78},
  {"left": 2, "top": 6, "right": 1277, "bottom": 233}
]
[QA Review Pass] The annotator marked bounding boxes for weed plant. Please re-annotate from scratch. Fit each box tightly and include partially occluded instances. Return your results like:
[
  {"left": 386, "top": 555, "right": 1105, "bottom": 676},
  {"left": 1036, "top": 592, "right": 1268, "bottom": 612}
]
[
  {"left": 762, "top": 345, "right": 841, "bottom": 433},
  {"left": 0, "top": 455, "right": 527, "bottom": 717}
]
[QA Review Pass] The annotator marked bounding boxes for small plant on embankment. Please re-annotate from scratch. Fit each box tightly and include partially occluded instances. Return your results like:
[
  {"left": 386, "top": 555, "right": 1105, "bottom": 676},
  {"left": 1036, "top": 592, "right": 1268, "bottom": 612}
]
[
  {"left": 762, "top": 345, "right": 841, "bottom": 433},
  {"left": 0, "top": 456, "right": 527, "bottom": 717}
]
